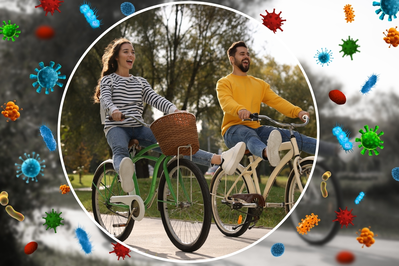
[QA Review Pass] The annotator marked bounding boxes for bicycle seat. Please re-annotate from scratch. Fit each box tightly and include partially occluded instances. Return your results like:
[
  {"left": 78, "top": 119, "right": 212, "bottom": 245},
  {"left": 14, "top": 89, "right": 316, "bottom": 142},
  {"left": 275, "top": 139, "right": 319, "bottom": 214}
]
[{"left": 128, "top": 139, "right": 142, "bottom": 150}]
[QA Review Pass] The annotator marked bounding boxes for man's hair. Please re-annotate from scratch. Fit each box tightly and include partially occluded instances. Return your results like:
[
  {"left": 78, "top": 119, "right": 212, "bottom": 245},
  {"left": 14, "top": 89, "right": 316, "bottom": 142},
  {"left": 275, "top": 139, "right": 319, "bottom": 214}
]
[{"left": 227, "top": 41, "right": 248, "bottom": 58}]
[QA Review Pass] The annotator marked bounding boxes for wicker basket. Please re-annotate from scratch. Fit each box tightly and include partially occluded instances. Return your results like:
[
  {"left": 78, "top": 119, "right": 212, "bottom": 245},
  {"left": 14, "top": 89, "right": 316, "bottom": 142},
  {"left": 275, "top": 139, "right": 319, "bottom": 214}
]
[{"left": 150, "top": 112, "right": 199, "bottom": 156}]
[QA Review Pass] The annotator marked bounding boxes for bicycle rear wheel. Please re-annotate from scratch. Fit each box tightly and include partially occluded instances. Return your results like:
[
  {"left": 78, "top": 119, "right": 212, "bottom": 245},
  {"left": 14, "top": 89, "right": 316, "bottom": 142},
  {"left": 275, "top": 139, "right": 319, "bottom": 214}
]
[
  {"left": 285, "top": 159, "right": 342, "bottom": 245},
  {"left": 92, "top": 162, "right": 134, "bottom": 241},
  {"left": 158, "top": 159, "right": 211, "bottom": 252},
  {"left": 210, "top": 167, "right": 253, "bottom": 237}
]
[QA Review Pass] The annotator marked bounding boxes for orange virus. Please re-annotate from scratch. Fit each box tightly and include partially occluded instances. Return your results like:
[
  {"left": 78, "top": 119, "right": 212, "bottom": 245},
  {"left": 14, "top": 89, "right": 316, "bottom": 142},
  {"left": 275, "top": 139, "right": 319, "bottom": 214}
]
[
  {"left": 383, "top": 26, "right": 399, "bottom": 48},
  {"left": 333, "top": 206, "right": 356, "bottom": 228},
  {"left": 344, "top": 4, "right": 355, "bottom": 23},
  {"left": 1, "top": 100, "right": 22, "bottom": 122},
  {"left": 59, "top": 184, "right": 70, "bottom": 194},
  {"left": 296, "top": 213, "right": 320, "bottom": 235},
  {"left": 356, "top": 226, "right": 377, "bottom": 248}
]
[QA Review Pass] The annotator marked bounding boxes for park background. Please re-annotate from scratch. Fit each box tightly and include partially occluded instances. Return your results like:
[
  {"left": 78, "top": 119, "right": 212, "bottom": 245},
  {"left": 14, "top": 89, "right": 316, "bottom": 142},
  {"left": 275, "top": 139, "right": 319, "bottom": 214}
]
[{"left": 0, "top": 0, "right": 398, "bottom": 265}]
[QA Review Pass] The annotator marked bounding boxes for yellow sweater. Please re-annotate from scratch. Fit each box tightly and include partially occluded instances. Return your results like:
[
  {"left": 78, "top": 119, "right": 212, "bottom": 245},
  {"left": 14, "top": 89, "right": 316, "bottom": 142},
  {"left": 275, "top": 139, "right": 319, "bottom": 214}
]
[{"left": 216, "top": 74, "right": 302, "bottom": 136}]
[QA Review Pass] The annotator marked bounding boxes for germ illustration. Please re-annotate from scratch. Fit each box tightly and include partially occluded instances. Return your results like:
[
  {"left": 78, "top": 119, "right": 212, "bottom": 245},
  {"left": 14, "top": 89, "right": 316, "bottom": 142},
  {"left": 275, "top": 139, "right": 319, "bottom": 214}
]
[
  {"left": 59, "top": 184, "right": 71, "bottom": 194},
  {"left": 392, "top": 167, "right": 399, "bottom": 181},
  {"left": 373, "top": 0, "right": 399, "bottom": 21},
  {"left": 332, "top": 207, "right": 356, "bottom": 228},
  {"left": 80, "top": 2, "right": 101, "bottom": 29},
  {"left": 296, "top": 213, "right": 320, "bottom": 235},
  {"left": 344, "top": 4, "right": 355, "bottom": 23},
  {"left": 15, "top": 152, "right": 46, "bottom": 183},
  {"left": 120, "top": 2, "right": 135, "bottom": 16},
  {"left": 43, "top": 209, "right": 64, "bottom": 233},
  {"left": 355, "top": 191, "right": 365, "bottom": 204},
  {"left": 24, "top": 241, "right": 38, "bottom": 255},
  {"left": 329, "top": 90, "right": 346, "bottom": 105},
  {"left": 356, "top": 226, "right": 377, "bottom": 248},
  {"left": 383, "top": 26, "right": 399, "bottom": 47},
  {"left": 361, "top": 74, "right": 378, "bottom": 95},
  {"left": 355, "top": 125, "right": 384, "bottom": 156},
  {"left": 339, "top": 36, "right": 360, "bottom": 60},
  {"left": 1, "top": 100, "right": 22, "bottom": 122},
  {"left": 35, "top": 0, "right": 63, "bottom": 16},
  {"left": 260, "top": 8, "right": 286, "bottom": 33},
  {"left": 314, "top": 48, "right": 333, "bottom": 67},
  {"left": 336, "top": 251, "right": 355, "bottom": 264},
  {"left": 109, "top": 243, "right": 131, "bottom": 260},
  {"left": 30, "top": 61, "right": 66, "bottom": 94},
  {"left": 0, "top": 20, "right": 21, "bottom": 41},
  {"left": 75, "top": 226, "right": 92, "bottom": 254},
  {"left": 271, "top": 243, "right": 285, "bottom": 257},
  {"left": 40, "top": 125, "right": 57, "bottom": 151},
  {"left": 5, "top": 205, "right": 25, "bottom": 221},
  {"left": 332, "top": 125, "right": 353, "bottom": 153},
  {"left": 35, "top": 25, "right": 55, "bottom": 40}
]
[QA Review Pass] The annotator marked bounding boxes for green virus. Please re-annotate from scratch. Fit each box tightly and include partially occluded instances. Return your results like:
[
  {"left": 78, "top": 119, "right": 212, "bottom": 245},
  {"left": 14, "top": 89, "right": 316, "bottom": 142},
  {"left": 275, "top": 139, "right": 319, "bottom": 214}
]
[
  {"left": 339, "top": 36, "right": 360, "bottom": 60},
  {"left": 355, "top": 125, "right": 384, "bottom": 156},
  {"left": 0, "top": 20, "right": 21, "bottom": 41},
  {"left": 43, "top": 209, "right": 64, "bottom": 233}
]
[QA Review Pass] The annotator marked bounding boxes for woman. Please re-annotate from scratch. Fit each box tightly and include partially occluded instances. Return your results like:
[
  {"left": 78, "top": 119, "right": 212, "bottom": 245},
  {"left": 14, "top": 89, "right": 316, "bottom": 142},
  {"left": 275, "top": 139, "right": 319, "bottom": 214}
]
[{"left": 93, "top": 37, "right": 245, "bottom": 193}]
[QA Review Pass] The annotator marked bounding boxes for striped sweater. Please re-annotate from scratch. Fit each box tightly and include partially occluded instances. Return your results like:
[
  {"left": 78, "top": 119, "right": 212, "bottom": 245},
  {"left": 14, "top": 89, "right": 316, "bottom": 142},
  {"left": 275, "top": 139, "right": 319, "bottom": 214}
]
[{"left": 100, "top": 73, "right": 177, "bottom": 136}]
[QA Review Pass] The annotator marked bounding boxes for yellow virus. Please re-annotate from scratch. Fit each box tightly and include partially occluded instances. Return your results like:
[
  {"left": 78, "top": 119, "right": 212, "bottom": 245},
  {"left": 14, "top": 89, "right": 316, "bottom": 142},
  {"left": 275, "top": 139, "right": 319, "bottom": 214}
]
[{"left": 297, "top": 213, "right": 320, "bottom": 235}]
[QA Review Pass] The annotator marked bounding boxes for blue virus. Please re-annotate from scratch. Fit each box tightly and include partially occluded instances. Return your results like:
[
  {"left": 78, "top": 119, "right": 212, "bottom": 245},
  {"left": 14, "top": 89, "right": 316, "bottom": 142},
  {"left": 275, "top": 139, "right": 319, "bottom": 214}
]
[
  {"left": 75, "top": 226, "right": 93, "bottom": 254},
  {"left": 30, "top": 61, "right": 66, "bottom": 94},
  {"left": 120, "top": 2, "right": 135, "bottom": 16},
  {"left": 361, "top": 74, "right": 378, "bottom": 95},
  {"left": 373, "top": 0, "right": 399, "bottom": 21},
  {"left": 332, "top": 125, "right": 353, "bottom": 153},
  {"left": 271, "top": 243, "right": 285, "bottom": 257},
  {"left": 80, "top": 2, "right": 101, "bottom": 28},
  {"left": 314, "top": 48, "right": 334, "bottom": 67},
  {"left": 15, "top": 152, "right": 46, "bottom": 183},
  {"left": 355, "top": 191, "right": 365, "bottom": 204},
  {"left": 40, "top": 125, "right": 57, "bottom": 151},
  {"left": 392, "top": 167, "right": 399, "bottom": 181}
]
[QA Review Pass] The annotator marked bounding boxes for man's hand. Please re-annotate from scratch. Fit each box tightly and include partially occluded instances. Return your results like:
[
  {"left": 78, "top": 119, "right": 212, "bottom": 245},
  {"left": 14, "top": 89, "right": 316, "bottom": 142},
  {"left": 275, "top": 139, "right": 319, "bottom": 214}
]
[
  {"left": 298, "top": 110, "right": 310, "bottom": 122},
  {"left": 238, "top": 109, "right": 251, "bottom": 120}
]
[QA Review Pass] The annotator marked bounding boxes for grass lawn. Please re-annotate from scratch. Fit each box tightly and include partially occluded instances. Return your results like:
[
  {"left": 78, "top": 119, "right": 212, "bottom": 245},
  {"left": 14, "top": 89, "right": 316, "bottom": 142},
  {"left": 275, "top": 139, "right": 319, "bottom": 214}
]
[{"left": 71, "top": 172, "right": 293, "bottom": 228}]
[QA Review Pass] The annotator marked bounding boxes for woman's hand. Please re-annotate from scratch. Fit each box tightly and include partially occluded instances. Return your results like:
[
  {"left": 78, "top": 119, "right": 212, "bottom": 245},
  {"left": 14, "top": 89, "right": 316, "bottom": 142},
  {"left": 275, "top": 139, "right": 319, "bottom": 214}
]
[{"left": 111, "top": 110, "right": 124, "bottom": 121}]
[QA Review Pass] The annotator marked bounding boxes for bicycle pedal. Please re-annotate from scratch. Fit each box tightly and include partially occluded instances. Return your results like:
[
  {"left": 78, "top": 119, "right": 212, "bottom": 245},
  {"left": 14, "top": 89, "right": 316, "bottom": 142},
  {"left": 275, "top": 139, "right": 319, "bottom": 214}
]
[{"left": 112, "top": 223, "right": 127, "bottom": 228}]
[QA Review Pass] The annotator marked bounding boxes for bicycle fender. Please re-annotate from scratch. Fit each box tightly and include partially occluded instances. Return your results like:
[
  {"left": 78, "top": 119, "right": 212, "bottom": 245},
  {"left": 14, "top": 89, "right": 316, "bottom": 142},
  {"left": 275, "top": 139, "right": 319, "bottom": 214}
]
[{"left": 94, "top": 159, "right": 113, "bottom": 174}]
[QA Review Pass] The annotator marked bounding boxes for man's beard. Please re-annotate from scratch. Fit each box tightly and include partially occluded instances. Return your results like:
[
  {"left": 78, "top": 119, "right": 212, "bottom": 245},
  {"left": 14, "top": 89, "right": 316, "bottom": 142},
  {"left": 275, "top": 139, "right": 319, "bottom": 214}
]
[{"left": 234, "top": 58, "right": 250, "bottom": 72}]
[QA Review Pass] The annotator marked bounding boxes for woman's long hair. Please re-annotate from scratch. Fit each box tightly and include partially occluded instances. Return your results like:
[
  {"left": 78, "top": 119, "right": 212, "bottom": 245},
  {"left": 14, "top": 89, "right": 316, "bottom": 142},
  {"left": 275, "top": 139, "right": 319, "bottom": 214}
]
[{"left": 93, "top": 37, "right": 132, "bottom": 103}]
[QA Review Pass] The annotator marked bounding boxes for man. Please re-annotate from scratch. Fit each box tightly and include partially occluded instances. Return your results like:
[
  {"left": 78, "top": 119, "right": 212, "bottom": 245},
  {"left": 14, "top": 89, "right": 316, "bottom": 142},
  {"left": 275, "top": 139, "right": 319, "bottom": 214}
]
[{"left": 216, "top": 41, "right": 316, "bottom": 166}]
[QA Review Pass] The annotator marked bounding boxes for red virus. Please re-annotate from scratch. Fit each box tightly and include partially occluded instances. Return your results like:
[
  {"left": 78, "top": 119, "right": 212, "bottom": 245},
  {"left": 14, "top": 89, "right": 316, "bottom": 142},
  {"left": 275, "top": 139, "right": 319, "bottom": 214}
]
[
  {"left": 332, "top": 207, "right": 356, "bottom": 228},
  {"left": 35, "top": 0, "right": 64, "bottom": 16},
  {"left": 336, "top": 250, "right": 355, "bottom": 264},
  {"left": 24, "top": 241, "right": 38, "bottom": 255},
  {"left": 329, "top": 90, "right": 346, "bottom": 105},
  {"left": 109, "top": 243, "right": 131, "bottom": 260},
  {"left": 260, "top": 8, "right": 286, "bottom": 33},
  {"left": 35, "top": 25, "right": 55, "bottom": 39}
]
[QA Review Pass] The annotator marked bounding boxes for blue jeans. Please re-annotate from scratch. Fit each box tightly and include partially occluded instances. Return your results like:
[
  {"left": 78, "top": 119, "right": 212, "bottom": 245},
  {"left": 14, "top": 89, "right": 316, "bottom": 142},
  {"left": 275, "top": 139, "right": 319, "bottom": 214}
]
[
  {"left": 223, "top": 125, "right": 316, "bottom": 159},
  {"left": 106, "top": 126, "right": 213, "bottom": 172}
]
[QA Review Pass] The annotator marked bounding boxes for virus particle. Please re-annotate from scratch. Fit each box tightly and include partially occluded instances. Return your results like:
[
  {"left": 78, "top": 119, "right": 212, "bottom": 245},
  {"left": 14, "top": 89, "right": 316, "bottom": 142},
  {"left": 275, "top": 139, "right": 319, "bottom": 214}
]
[
  {"left": 5, "top": 205, "right": 25, "bottom": 221},
  {"left": 339, "top": 36, "right": 360, "bottom": 60},
  {"left": 15, "top": 152, "right": 46, "bottom": 183},
  {"left": 329, "top": 90, "right": 346, "bottom": 105},
  {"left": 59, "top": 184, "right": 71, "bottom": 194},
  {"left": 392, "top": 167, "right": 399, "bottom": 181},
  {"left": 336, "top": 250, "right": 355, "bottom": 264},
  {"left": 42, "top": 209, "right": 64, "bottom": 233},
  {"left": 24, "top": 241, "right": 38, "bottom": 255},
  {"left": 296, "top": 213, "right": 320, "bottom": 235},
  {"left": 29, "top": 61, "right": 66, "bottom": 94},
  {"left": 373, "top": 0, "right": 399, "bottom": 21},
  {"left": 35, "top": 25, "right": 55, "bottom": 40},
  {"left": 322, "top": 171, "right": 331, "bottom": 181},
  {"left": 35, "top": 0, "right": 63, "bottom": 16},
  {"left": 271, "top": 243, "right": 285, "bottom": 257},
  {"left": 332, "top": 207, "right": 356, "bottom": 228},
  {"left": 75, "top": 226, "right": 92, "bottom": 254},
  {"left": 344, "top": 4, "right": 355, "bottom": 23},
  {"left": 109, "top": 243, "right": 131, "bottom": 260},
  {"left": 1, "top": 100, "right": 22, "bottom": 122},
  {"left": 361, "top": 74, "right": 378, "bottom": 95},
  {"left": 40, "top": 125, "right": 57, "bottom": 151},
  {"left": 355, "top": 191, "right": 365, "bottom": 204},
  {"left": 320, "top": 181, "right": 328, "bottom": 198},
  {"left": 260, "top": 8, "right": 286, "bottom": 33},
  {"left": 0, "top": 191, "right": 9, "bottom": 206},
  {"left": 0, "top": 20, "right": 21, "bottom": 41},
  {"left": 383, "top": 26, "right": 399, "bottom": 47},
  {"left": 356, "top": 226, "right": 377, "bottom": 248},
  {"left": 332, "top": 125, "right": 353, "bottom": 153},
  {"left": 355, "top": 125, "right": 384, "bottom": 156},
  {"left": 314, "top": 48, "right": 334, "bottom": 67},
  {"left": 121, "top": 2, "right": 135, "bottom": 16},
  {"left": 80, "top": 3, "right": 102, "bottom": 29}
]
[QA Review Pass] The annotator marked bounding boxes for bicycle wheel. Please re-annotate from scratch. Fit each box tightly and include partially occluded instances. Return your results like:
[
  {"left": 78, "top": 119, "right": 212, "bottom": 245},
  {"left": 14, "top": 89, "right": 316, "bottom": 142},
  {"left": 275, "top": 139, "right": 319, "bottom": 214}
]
[
  {"left": 210, "top": 167, "right": 253, "bottom": 237},
  {"left": 158, "top": 159, "right": 211, "bottom": 252},
  {"left": 92, "top": 162, "right": 134, "bottom": 241},
  {"left": 285, "top": 159, "right": 342, "bottom": 245}
]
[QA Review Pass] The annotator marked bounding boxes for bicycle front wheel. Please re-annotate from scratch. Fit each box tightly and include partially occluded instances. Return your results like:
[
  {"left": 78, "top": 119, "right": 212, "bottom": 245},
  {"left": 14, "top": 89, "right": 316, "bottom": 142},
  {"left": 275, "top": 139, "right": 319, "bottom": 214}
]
[
  {"left": 92, "top": 162, "right": 134, "bottom": 241},
  {"left": 210, "top": 167, "right": 253, "bottom": 237},
  {"left": 158, "top": 159, "right": 211, "bottom": 252},
  {"left": 285, "top": 159, "right": 342, "bottom": 245}
]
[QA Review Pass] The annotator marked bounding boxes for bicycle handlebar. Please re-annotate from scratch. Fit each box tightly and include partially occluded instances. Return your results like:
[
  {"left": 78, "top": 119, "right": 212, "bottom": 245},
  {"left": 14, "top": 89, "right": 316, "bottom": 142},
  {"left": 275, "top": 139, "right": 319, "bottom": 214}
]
[
  {"left": 247, "top": 113, "right": 309, "bottom": 128},
  {"left": 107, "top": 114, "right": 150, "bottom": 127}
]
